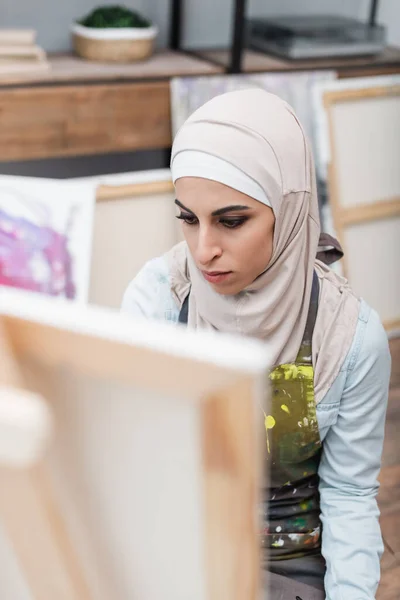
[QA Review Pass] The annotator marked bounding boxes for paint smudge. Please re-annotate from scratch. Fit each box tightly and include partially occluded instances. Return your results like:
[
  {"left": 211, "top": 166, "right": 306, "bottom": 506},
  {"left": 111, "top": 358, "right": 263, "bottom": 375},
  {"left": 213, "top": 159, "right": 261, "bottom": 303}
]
[
  {"left": 264, "top": 414, "right": 275, "bottom": 453},
  {"left": 0, "top": 208, "right": 76, "bottom": 298},
  {"left": 265, "top": 415, "right": 276, "bottom": 429}
]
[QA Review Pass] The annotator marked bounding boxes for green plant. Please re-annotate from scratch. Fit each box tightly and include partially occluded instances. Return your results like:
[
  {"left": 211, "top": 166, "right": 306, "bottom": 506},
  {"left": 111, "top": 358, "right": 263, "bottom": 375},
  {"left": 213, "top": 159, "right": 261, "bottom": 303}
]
[{"left": 77, "top": 5, "right": 151, "bottom": 28}]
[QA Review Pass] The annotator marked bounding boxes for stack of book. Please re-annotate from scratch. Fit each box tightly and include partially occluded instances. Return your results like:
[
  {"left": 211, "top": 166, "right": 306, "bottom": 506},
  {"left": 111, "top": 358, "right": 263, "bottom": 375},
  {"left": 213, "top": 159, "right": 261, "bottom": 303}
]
[{"left": 0, "top": 29, "right": 50, "bottom": 77}]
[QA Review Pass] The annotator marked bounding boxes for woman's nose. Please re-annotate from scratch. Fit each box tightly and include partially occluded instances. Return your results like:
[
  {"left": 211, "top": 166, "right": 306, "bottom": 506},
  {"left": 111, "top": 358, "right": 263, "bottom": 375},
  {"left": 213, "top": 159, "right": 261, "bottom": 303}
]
[{"left": 195, "top": 227, "right": 222, "bottom": 267}]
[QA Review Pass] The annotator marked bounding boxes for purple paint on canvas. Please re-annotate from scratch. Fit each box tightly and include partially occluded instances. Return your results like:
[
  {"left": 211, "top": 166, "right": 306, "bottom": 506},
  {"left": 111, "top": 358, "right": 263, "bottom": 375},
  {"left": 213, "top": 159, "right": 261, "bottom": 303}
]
[{"left": 0, "top": 208, "right": 76, "bottom": 298}]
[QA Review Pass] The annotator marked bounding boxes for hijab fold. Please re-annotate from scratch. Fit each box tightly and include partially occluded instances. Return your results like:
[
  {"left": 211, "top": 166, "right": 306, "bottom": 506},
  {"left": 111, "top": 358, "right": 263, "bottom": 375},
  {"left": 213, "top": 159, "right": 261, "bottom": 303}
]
[{"left": 168, "top": 89, "right": 360, "bottom": 404}]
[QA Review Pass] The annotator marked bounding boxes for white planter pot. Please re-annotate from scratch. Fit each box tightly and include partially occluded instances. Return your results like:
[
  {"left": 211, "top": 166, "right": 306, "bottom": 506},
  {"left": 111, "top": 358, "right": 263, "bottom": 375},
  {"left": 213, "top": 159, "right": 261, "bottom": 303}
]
[{"left": 71, "top": 23, "right": 158, "bottom": 62}]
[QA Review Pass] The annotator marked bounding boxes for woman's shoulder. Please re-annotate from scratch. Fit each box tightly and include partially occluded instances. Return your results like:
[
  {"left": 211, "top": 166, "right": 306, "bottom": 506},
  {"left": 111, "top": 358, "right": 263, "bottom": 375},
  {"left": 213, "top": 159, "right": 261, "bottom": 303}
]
[
  {"left": 121, "top": 256, "right": 180, "bottom": 323},
  {"left": 342, "top": 299, "right": 390, "bottom": 374},
  {"left": 318, "top": 299, "right": 390, "bottom": 407},
  {"left": 315, "top": 261, "right": 390, "bottom": 373},
  {"left": 317, "top": 299, "right": 391, "bottom": 440}
]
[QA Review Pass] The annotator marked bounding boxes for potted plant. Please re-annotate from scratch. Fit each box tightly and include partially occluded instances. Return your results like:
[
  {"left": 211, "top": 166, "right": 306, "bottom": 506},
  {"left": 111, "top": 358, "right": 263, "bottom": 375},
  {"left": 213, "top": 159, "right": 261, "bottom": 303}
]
[{"left": 71, "top": 5, "right": 158, "bottom": 62}]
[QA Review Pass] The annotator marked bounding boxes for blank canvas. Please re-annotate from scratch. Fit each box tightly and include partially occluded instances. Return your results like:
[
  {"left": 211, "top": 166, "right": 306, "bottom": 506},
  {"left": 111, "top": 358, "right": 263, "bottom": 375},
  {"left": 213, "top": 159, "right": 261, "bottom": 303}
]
[{"left": 0, "top": 288, "right": 271, "bottom": 600}]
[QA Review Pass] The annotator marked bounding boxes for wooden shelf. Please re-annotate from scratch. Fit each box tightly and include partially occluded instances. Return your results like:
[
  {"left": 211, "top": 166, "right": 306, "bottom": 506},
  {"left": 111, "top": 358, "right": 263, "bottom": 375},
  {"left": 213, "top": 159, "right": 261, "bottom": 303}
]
[
  {"left": 0, "top": 50, "right": 223, "bottom": 87},
  {"left": 196, "top": 45, "right": 400, "bottom": 78},
  {"left": 0, "top": 50, "right": 224, "bottom": 162},
  {"left": 0, "top": 80, "right": 174, "bottom": 161},
  {"left": 0, "top": 47, "right": 398, "bottom": 163}
]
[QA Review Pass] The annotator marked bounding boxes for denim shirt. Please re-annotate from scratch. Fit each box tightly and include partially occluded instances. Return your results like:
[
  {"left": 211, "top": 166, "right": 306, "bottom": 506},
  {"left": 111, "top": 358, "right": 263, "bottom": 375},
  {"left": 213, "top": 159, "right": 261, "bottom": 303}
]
[{"left": 122, "top": 256, "right": 391, "bottom": 600}]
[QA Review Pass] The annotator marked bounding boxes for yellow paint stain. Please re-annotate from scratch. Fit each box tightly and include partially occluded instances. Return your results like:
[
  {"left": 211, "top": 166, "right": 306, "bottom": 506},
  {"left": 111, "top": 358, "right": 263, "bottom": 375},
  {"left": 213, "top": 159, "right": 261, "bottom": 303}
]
[
  {"left": 281, "top": 404, "right": 290, "bottom": 414},
  {"left": 265, "top": 415, "right": 276, "bottom": 429},
  {"left": 264, "top": 414, "right": 275, "bottom": 454}
]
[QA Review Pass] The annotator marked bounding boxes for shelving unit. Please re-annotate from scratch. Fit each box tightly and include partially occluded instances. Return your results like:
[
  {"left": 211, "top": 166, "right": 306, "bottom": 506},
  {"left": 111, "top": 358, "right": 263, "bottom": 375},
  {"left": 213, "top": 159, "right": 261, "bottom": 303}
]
[
  {"left": 0, "top": 0, "right": 398, "bottom": 164},
  {"left": 170, "top": 0, "right": 386, "bottom": 73}
]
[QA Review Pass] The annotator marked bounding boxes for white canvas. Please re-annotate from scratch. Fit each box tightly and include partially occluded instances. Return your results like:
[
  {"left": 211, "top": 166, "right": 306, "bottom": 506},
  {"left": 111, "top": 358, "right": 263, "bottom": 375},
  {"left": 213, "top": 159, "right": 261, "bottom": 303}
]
[
  {"left": 311, "top": 75, "right": 400, "bottom": 327},
  {"left": 343, "top": 217, "right": 400, "bottom": 324},
  {"left": 312, "top": 74, "right": 400, "bottom": 182},
  {"left": 330, "top": 95, "right": 400, "bottom": 207},
  {"left": 0, "top": 175, "right": 96, "bottom": 303},
  {"left": 73, "top": 169, "right": 179, "bottom": 309},
  {"left": 0, "top": 287, "right": 271, "bottom": 600}
]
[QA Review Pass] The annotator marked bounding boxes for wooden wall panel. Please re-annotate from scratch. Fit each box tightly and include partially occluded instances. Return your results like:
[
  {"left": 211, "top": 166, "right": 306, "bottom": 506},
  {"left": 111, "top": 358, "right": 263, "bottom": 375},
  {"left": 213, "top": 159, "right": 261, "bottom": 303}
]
[{"left": 0, "top": 81, "right": 172, "bottom": 161}]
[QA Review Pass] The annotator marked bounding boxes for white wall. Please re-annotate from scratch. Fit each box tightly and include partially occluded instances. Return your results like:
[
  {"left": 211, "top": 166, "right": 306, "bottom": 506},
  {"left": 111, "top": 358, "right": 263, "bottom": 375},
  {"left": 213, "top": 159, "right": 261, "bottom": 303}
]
[
  {"left": 378, "top": 0, "right": 400, "bottom": 44},
  {"left": 1, "top": 0, "right": 399, "bottom": 52},
  {"left": 0, "top": 0, "right": 170, "bottom": 50}
]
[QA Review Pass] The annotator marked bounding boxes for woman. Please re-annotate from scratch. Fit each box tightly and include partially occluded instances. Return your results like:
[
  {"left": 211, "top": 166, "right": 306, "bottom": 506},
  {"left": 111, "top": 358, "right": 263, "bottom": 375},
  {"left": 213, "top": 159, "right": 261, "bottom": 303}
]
[{"left": 122, "top": 89, "right": 391, "bottom": 599}]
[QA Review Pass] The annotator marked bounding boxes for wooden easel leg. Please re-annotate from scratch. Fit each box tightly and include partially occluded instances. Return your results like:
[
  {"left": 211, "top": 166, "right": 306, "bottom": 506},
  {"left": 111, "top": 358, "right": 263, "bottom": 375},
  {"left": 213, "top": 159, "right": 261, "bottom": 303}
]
[
  {"left": 0, "top": 466, "right": 92, "bottom": 599},
  {"left": 201, "top": 377, "right": 262, "bottom": 600},
  {"left": 0, "top": 319, "right": 92, "bottom": 599}
]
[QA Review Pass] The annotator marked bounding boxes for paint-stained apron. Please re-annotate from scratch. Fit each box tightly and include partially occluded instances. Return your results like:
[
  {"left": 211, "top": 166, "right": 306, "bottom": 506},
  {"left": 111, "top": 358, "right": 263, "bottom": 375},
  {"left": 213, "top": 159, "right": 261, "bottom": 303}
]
[
  {"left": 261, "top": 271, "right": 322, "bottom": 560},
  {"left": 178, "top": 271, "right": 323, "bottom": 563}
]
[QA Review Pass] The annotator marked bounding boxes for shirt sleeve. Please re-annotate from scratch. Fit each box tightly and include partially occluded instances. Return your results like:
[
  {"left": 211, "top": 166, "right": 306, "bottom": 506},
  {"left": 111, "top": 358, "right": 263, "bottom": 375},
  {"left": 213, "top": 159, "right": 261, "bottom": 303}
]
[
  {"left": 318, "top": 306, "right": 391, "bottom": 600},
  {"left": 121, "top": 256, "right": 180, "bottom": 323}
]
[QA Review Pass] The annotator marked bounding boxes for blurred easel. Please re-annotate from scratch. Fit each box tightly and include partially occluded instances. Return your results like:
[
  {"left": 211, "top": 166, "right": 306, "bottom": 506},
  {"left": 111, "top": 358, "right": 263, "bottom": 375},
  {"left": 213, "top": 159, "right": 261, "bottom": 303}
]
[{"left": 0, "top": 319, "right": 91, "bottom": 598}]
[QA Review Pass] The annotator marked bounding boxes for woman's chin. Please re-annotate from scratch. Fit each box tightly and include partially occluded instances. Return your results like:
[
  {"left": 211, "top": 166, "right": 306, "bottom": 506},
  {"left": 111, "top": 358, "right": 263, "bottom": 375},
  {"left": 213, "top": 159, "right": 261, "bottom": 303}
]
[{"left": 208, "top": 277, "right": 245, "bottom": 296}]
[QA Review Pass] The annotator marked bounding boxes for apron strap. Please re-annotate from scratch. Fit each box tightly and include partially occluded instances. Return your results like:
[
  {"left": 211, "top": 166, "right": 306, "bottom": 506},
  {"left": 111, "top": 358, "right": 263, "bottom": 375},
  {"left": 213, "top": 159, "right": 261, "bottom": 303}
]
[
  {"left": 178, "top": 292, "right": 190, "bottom": 324},
  {"left": 295, "top": 271, "right": 319, "bottom": 364}
]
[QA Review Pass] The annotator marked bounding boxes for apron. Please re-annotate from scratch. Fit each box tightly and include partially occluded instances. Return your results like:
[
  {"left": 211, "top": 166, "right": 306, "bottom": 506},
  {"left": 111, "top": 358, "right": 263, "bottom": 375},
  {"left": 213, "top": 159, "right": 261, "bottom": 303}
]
[
  {"left": 178, "top": 272, "right": 322, "bottom": 562},
  {"left": 261, "top": 271, "right": 322, "bottom": 560}
]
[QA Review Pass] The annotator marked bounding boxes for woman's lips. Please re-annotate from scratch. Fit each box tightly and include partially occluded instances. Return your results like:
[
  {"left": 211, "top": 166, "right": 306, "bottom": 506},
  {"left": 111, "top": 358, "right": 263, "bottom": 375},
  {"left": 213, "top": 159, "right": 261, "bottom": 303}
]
[{"left": 202, "top": 270, "right": 232, "bottom": 284}]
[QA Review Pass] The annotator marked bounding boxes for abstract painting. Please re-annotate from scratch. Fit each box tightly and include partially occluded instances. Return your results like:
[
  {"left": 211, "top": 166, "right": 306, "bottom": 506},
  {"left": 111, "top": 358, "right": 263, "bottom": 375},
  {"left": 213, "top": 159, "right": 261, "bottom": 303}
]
[{"left": 0, "top": 175, "right": 96, "bottom": 302}]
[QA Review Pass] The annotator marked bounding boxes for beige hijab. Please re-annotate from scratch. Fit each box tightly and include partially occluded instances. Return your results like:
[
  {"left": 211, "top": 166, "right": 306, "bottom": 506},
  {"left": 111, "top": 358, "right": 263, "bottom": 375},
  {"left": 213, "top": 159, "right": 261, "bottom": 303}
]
[{"left": 167, "top": 89, "right": 360, "bottom": 404}]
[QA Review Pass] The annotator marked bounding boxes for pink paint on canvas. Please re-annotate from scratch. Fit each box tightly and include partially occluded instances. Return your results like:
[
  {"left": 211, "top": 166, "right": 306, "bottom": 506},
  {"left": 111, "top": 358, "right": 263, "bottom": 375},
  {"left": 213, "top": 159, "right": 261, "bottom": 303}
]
[
  {"left": 0, "top": 208, "right": 76, "bottom": 298},
  {"left": 0, "top": 178, "right": 95, "bottom": 303}
]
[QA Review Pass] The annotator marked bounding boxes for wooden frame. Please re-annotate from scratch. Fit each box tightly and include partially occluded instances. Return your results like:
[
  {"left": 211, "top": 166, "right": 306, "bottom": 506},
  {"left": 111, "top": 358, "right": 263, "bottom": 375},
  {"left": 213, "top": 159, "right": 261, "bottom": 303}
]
[
  {"left": 323, "top": 82, "right": 400, "bottom": 331},
  {"left": 0, "top": 287, "right": 270, "bottom": 599},
  {"left": 96, "top": 178, "right": 174, "bottom": 202}
]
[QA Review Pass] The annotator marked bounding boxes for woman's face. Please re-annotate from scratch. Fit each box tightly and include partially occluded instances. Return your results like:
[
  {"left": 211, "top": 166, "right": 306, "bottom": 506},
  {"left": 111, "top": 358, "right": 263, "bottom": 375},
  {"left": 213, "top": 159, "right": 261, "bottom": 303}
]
[{"left": 175, "top": 177, "right": 275, "bottom": 295}]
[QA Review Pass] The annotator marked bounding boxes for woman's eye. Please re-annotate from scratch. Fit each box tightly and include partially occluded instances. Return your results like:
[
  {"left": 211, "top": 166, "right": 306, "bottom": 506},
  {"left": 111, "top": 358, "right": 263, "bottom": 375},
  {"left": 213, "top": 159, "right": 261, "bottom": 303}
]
[
  {"left": 176, "top": 213, "right": 198, "bottom": 226},
  {"left": 175, "top": 214, "right": 247, "bottom": 228},
  {"left": 220, "top": 218, "right": 247, "bottom": 229}
]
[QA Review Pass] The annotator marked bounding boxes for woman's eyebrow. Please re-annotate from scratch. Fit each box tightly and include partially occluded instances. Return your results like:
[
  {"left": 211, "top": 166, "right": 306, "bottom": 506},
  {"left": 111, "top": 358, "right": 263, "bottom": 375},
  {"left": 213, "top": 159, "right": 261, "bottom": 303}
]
[
  {"left": 174, "top": 199, "right": 195, "bottom": 214},
  {"left": 174, "top": 199, "right": 251, "bottom": 217},
  {"left": 211, "top": 205, "right": 250, "bottom": 216}
]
